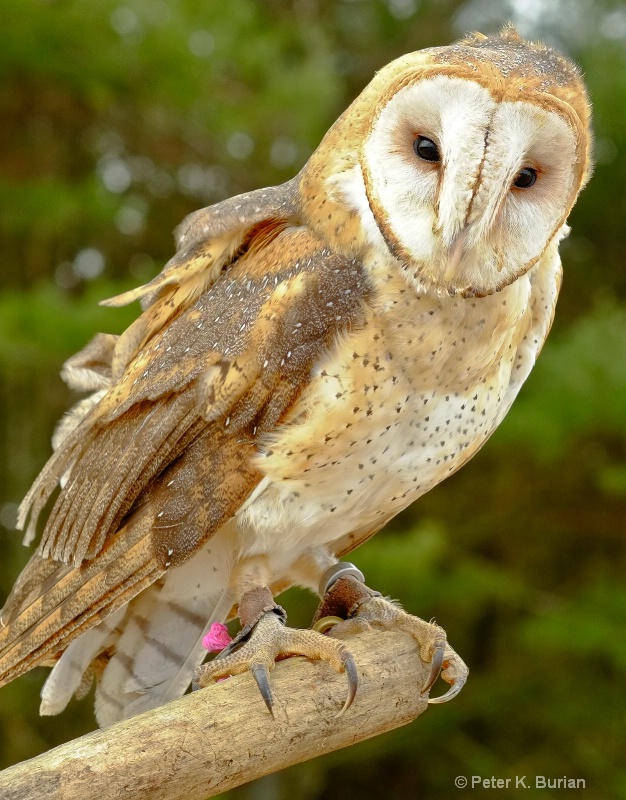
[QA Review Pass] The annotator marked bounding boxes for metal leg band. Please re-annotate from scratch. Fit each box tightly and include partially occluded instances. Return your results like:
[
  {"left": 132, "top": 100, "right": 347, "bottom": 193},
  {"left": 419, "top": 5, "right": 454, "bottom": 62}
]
[{"left": 318, "top": 562, "right": 365, "bottom": 597}]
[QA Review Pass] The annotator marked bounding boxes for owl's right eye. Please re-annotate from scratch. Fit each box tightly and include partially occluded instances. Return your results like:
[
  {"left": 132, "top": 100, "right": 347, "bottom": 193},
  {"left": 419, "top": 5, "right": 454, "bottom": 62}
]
[{"left": 413, "top": 136, "right": 440, "bottom": 163}]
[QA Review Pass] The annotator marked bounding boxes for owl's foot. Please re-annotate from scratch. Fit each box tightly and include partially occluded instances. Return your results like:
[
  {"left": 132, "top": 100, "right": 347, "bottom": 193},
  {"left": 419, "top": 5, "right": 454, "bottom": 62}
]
[
  {"left": 313, "top": 563, "right": 468, "bottom": 704},
  {"left": 192, "top": 586, "right": 357, "bottom": 717}
]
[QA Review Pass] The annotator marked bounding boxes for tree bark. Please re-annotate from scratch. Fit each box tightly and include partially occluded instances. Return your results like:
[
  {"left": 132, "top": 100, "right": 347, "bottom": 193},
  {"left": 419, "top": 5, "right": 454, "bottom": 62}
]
[{"left": 0, "top": 630, "right": 432, "bottom": 800}]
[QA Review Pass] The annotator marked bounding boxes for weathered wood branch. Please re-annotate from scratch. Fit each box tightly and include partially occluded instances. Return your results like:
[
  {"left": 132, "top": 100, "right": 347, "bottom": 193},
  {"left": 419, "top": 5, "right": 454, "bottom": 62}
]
[{"left": 0, "top": 630, "right": 432, "bottom": 800}]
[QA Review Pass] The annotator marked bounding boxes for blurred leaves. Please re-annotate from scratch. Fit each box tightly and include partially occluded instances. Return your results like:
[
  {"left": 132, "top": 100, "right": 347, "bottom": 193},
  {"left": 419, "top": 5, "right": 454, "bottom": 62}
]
[
  {"left": 0, "top": 1, "right": 625, "bottom": 799},
  {"left": 0, "top": 281, "right": 136, "bottom": 367},
  {"left": 519, "top": 577, "right": 626, "bottom": 670}
]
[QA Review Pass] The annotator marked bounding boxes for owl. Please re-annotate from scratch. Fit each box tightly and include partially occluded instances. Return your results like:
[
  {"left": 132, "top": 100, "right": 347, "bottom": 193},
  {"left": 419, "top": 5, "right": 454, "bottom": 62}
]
[{"left": 0, "top": 26, "right": 592, "bottom": 727}]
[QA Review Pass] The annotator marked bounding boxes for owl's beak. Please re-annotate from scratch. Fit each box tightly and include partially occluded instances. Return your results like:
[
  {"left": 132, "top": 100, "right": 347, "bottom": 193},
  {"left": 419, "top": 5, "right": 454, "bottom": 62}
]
[{"left": 444, "top": 229, "right": 467, "bottom": 284}]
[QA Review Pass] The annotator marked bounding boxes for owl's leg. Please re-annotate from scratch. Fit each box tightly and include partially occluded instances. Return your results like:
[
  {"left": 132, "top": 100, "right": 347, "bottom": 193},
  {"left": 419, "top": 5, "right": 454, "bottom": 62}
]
[
  {"left": 313, "top": 562, "right": 468, "bottom": 704},
  {"left": 192, "top": 556, "right": 357, "bottom": 716}
]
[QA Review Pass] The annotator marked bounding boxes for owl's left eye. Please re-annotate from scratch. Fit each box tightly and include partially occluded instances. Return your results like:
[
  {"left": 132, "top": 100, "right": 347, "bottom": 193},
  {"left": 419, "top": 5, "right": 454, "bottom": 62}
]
[
  {"left": 513, "top": 167, "right": 537, "bottom": 188},
  {"left": 413, "top": 136, "right": 440, "bottom": 163}
]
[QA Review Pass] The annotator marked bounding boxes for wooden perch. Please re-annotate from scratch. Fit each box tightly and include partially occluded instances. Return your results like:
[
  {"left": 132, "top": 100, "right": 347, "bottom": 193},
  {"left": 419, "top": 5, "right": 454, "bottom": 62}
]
[{"left": 0, "top": 630, "right": 433, "bottom": 800}]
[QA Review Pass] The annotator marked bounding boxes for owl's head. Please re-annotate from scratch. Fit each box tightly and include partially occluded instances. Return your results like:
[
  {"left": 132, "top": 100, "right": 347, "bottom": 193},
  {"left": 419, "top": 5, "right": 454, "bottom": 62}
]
[{"left": 303, "top": 26, "right": 592, "bottom": 298}]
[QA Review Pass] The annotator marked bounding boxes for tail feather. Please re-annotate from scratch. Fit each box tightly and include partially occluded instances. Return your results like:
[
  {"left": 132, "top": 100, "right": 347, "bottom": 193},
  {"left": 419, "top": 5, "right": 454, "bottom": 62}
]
[
  {"left": 94, "top": 531, "right": 236, "bottom": 727},
  {"left": 29, "top": 525, "right": 238, "bottom": 727},
  {"left": 39, "top": 607, "right": 125, "bottom": 716}
]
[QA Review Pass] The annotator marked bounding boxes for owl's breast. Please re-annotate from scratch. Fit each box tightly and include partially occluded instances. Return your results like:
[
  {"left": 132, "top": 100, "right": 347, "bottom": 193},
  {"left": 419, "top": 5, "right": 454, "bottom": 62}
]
[{"left": 237, "top": 253, "right": 558, "bottom": 558}]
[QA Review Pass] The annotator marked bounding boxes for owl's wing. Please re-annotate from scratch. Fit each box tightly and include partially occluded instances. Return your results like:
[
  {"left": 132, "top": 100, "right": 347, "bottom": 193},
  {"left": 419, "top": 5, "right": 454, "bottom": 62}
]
[
  {"left": 0, "top": 189, "right": 370, "bottom": 688},
  {"left": 102, "top": 178, "right": 301, "bottom": 381}
]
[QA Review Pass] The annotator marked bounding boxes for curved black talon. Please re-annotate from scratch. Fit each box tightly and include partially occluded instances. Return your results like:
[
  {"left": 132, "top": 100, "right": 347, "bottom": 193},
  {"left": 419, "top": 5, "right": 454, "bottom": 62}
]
[
  {"left": 312, "top": 615, "right": 358, "bottom": 714},
  {"left": 428, "top": 672, "right": 466, "bottom": 704},
  {"left": 251, "top": 662, "right": 274, "bottom": 717},
  {"left": 339, "top": 651, "right": 358, "bottom": 716},
  {"left": 421, "top": 643, "right": 445, "bottom": 695}
]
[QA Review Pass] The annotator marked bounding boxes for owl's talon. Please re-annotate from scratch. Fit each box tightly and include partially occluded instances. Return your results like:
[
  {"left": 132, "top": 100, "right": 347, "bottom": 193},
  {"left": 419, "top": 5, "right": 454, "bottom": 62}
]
[
  {"left": 427, "top": 671, "right": 467, "bottom": 704},
  {"left": 251, "top": 662, "right": 274, "bottom": 717},
  {"left": 339, "top": 651, "right": 358, "bottom": 715},
  {"left": 421, "top": 643, "right": 445, "bottom": 694},
  {"left": 426, "top": 649, "right": 468, "bottom": 703}
]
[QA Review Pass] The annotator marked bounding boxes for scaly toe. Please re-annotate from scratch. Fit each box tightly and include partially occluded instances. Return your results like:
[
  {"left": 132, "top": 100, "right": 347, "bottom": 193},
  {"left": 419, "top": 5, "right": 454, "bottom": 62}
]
[
  {"left": 192, "top": 610, "right": 359, "bottom": 714},
  {"left": 337, "top": 595, "right": 468, "bottom": 704}
]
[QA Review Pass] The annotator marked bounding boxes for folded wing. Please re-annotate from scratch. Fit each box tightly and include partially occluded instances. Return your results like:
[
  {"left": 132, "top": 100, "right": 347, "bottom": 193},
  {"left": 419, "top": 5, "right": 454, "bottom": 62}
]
[{"left": 0, "top": 183, "right": 370, "bottom": 701}]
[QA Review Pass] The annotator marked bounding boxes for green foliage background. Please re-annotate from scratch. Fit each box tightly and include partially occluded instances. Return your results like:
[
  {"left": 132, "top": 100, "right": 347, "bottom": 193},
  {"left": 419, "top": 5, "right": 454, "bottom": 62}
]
[{"left": 1, "top": 1, "right": 625, "bottom": 798}]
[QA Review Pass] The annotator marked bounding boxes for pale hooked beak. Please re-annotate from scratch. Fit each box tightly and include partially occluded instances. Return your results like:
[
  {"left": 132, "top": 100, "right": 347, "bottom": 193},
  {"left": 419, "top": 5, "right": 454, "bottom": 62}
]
[{"left": 444, "top": 228, "right": 467, "bottom": 284}]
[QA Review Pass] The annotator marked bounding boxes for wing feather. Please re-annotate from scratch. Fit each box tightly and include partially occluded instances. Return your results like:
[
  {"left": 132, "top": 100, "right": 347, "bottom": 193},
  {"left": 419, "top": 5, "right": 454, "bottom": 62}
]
[
  {"left": 42, "top": 399, "right": 201, "bottom": 564},
  {"left": 2, "top": 195, "right": 371, "bottom": 694},
  {"left": 103, "top": 182, "right": 300, "bottom": 380},
  {"left": 0, "top": 509, "right": 161, "bottom": 686}
]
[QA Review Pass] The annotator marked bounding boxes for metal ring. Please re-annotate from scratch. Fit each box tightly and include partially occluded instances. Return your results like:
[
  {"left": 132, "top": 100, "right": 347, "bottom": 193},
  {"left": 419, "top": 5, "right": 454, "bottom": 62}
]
[
  {"left": 312, "top": 616, "right": 345, "bottom": 634},
  {"left": 318, "top": 562, "right": 365, "bottom": 596}
]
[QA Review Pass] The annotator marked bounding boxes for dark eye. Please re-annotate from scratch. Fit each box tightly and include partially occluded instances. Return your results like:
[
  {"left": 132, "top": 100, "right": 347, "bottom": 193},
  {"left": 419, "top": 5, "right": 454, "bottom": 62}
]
[
  {"left": 413, "top": 136, "right": 440, "bottom": 163},
  {"left": 513, "top": 167, "right": 537, "bottom": 188}
]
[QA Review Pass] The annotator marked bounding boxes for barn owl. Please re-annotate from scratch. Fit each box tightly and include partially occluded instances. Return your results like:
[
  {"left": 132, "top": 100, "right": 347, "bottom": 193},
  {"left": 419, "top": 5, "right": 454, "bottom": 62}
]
[{"left": 0, "top": 26, "right": 592, "bottom": 728}]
